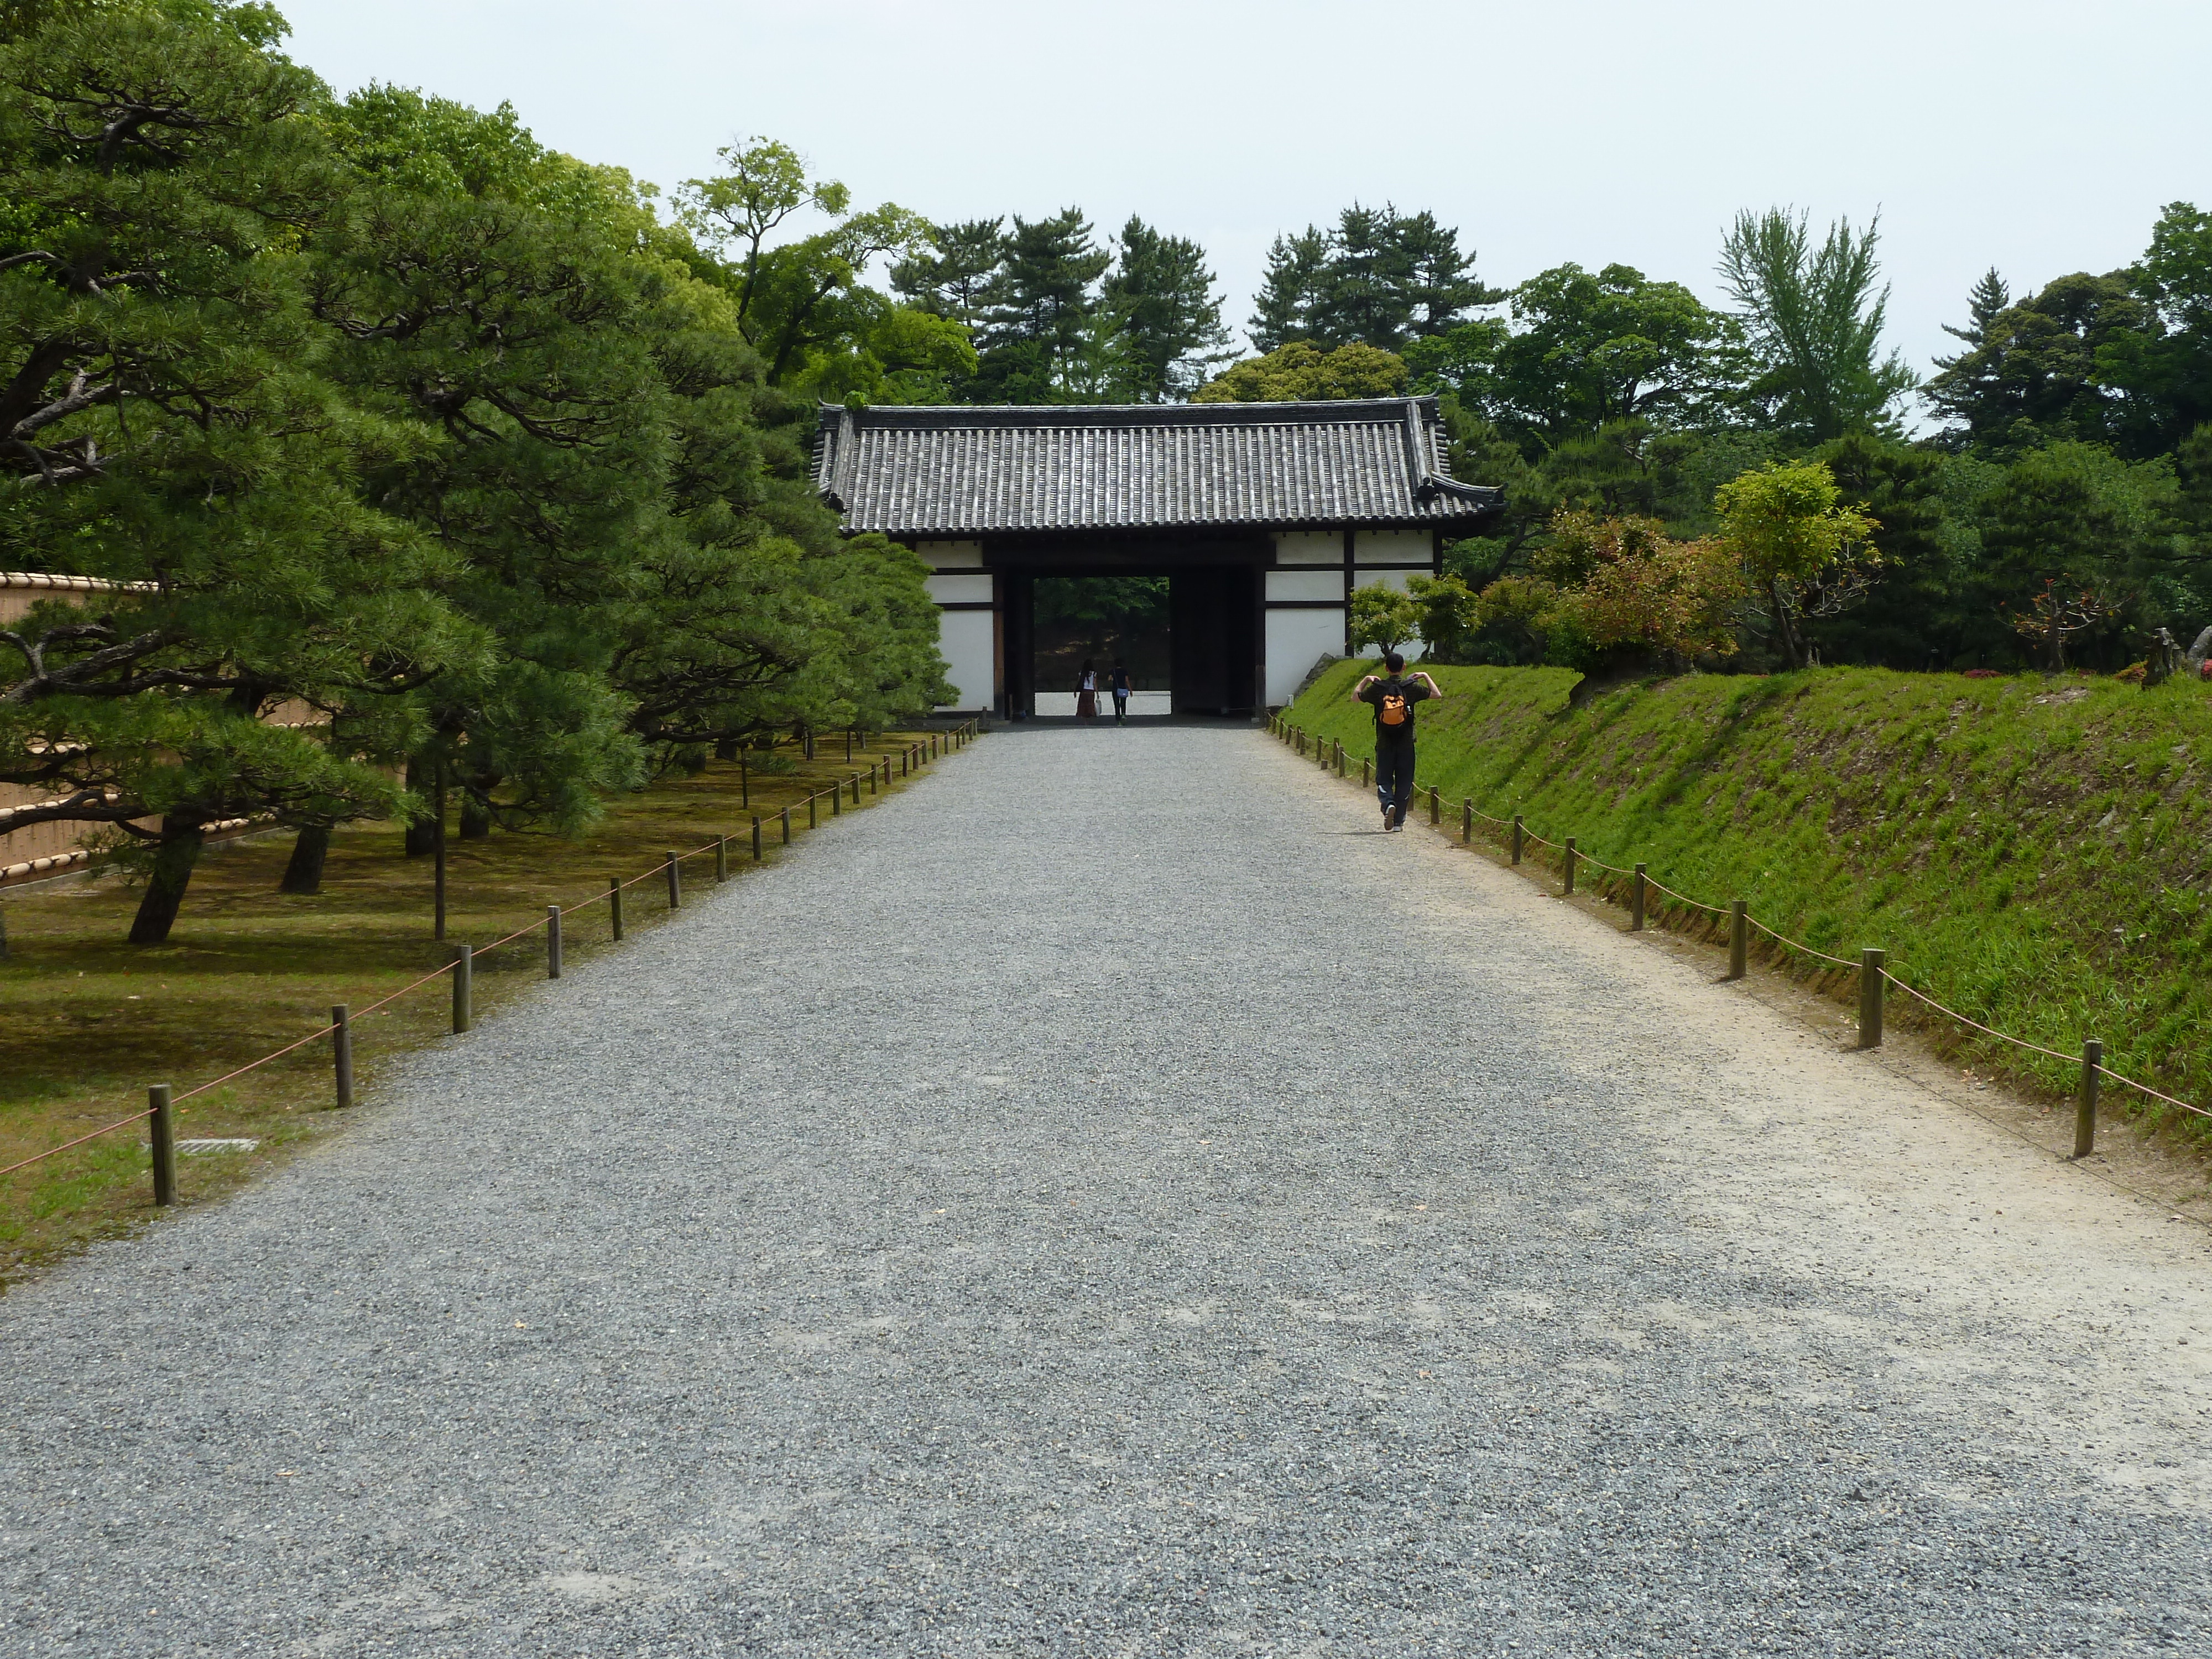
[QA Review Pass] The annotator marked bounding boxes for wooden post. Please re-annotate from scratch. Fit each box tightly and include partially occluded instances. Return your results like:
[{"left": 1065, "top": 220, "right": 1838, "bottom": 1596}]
[
  {"left": 449, "top": 942, "right": 472, "bottom": 1034},
  {"left": 781, "top": 806, "right": 792, "bottom": 844},
  {"left": 846, "top": 729, "right": 853, "bottom": 763},
  {"left": 546, "top": 905, "right": 562, "bottom": 979},
  {"left": 148, "top": 1083, "right": 175, "bottom": 1207},
  {"left": 807, "top": 792, "right": 818, "bottom": 830},
  {"left": 851, "top": 772, "right": 860, "bottom": 805},
  {"left": 609, "top": 878, "right": 624, "bottom": 941},
  {"left": 1429, "top": 785, "right": 1439, "bottom": 825},
  {"left": 1511, "top": 815, "right": 1524, "bottom": 865},
  {"left": 1462, "top": 799, "right": 1472, "bottom": 842},
  {"left": 752, "top": 817, "right": 763, "bottom": 860},
  {"left": 331, "top": 1004, "right": 353, "bottom": 1108},
  {"left": 1858, "top": 947, "right": 1885, "bottom": 1049},
  {"left": 1631, "top": 864, "right": 1647, "bottom": 931},
  {"left": 2075, "top": 1039, "right": 2103, "bottom": 1158},
  {"left": 1362, "top": 757, "right": 1371, "bottom": 789},
  {"left": 1563, "top": 837, "right": 1578, "bottom": 895},
  {"left": 714, "top": 834, "right": 728, "bottom": 881},
  {"left": 665, "top": 851, "right": 680, "bottom": 909},
  {"left": 432, "top": 760, "right": 447, "bottom": 943},
  {"left": 831, "top": 779, "right": 841, "bottom": 816},
  {"left": 1728, "top": 900, "right": 1747, "bottom": 980}
]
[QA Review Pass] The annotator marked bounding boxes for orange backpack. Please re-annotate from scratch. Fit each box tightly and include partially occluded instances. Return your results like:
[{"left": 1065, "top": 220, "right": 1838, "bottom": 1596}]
[{"left": 1380, "top": 691, "right": 1409, "bottom": 727}]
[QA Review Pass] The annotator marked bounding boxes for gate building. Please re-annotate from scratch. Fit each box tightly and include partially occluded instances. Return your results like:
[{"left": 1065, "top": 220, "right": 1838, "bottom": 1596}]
[{"left": 813, "top": 396, "right": 1503, "bottom": 717}]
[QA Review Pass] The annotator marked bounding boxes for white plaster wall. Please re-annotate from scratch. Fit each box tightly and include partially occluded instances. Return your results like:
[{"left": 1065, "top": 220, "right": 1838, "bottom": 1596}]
[
  {"left": 935, "top": 608, "right": 995, "bottom": 711},
  {"left": 1352, "top": 568, "right": 1413, "bottom": 594},
  {"left": 1274, "top": 531, "right": 1344, "bottom": 566},
  {"left": 1265, "top": 568, "right": 1344, "bottom": 602},
  {"left": 1266, "top": 609, "right": 1346, "bottom": 706},
  {"left": 915, "top": 540, "right": 985, "bottom": 568},
  {"left": 926, "top": 573, "right": 994, "bottom": 604},
  {"left": 1354, "top": 529, "right": 1434, "bottom": 566}
]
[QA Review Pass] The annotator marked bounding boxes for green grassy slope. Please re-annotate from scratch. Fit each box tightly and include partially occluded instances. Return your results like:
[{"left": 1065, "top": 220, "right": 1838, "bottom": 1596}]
[{"left": 1282, "top": 662, "right": 2212, "bottom": 1130}]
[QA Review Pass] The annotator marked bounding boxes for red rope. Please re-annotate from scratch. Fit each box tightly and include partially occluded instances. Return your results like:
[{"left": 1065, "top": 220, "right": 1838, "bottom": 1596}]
[
  {"left": 0, "top": 1108, "right": 156, "bottom": 1180},
  {"left": 2097, "top": 1067, "right": 2212, "bottom": 1123},
  {"left": 1879, "top": 973, "right": 2080, "bottom": 1067}
]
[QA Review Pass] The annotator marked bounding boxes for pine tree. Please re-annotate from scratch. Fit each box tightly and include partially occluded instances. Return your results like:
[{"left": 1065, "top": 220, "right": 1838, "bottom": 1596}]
[
  {"left": 973, "top": 208, "right": 1109, "bottom": 401},
  {"left": 890, "top": 218, "right": 1005, "bottom": 332},
  {"left": 1103, "top": 216, "right": 1230, "bottom": 400},
  {"left": 1249, "top": 227, "right": 1329, "bottom": 352}
]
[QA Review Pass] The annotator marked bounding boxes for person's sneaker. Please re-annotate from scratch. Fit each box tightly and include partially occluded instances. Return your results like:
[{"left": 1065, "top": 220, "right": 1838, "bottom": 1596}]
[
  {"left": 1381, "top": 805, "right": 1394, "bottom": 831},
  {"left": 1392, "top": 806, "right": 1407, "bottom": 830}
]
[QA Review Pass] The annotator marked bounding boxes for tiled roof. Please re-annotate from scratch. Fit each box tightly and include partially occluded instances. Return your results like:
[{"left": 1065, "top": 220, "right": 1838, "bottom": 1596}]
[{"left": 813, "top": 397, "right": 1503, "bottom": 537}]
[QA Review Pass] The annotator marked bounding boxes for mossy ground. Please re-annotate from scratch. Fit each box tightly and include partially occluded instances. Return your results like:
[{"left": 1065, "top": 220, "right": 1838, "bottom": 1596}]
[
  {"left": 0, "top": 731, "right": 951, "bottom": 1283},
  {"left": 1282, "top": 662, "right": 2212, "bottom": 1140}
]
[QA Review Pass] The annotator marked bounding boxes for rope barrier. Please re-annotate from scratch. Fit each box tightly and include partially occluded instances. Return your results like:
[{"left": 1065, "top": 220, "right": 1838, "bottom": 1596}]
[
  {"left": 1303, "top": 731, "right": 2211, "bottom": 1132},
  {"left": 1744, "top": 915, "right": 1860, "bottom": 972},
  {"left": 1, "top": 724, "right": 977, "bottom": 1187},
  {"left": 2097, "top": 1067, "right": 2212, "bottom": 1124},
  {"left": 1641, "top": 877, "right": 1730, "bottom": 919},
  {"left": 1877, "top": 972, "right": 2081, "bottom": 1068},
  {"left": 0, "top": 1107, "right": 156, "bottom": 1180}
]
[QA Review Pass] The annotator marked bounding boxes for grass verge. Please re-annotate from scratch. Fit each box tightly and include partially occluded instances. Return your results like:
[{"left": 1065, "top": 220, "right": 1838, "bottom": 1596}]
[
  {"left": 1280, "top": 662, "right": 2212, "bottom": 1145},
  {"left": 0, "top": 731, "right": 959, "bottom": 1284}
]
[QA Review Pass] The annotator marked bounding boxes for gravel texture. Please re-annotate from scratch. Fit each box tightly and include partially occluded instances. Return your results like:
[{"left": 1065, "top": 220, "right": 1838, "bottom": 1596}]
[{"left": 3, "top": 724, "right": 2210, "bottom": 1657}]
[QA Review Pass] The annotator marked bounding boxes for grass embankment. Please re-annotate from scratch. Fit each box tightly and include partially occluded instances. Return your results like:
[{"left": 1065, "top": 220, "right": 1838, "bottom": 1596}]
[
  {"left": 0, "top": 732, "right": 953, "bottom": 1282},
  {"left": 1284, "top": 661, "right": 2212, "bottom": 1135}
]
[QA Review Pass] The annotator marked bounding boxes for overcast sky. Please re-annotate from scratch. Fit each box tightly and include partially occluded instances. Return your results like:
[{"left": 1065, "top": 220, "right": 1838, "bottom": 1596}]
[{"left": 275, "top": 0, "right": 2209, "bottom": 401}]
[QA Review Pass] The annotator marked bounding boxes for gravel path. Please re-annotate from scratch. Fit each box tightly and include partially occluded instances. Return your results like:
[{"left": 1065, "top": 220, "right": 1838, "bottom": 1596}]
[{"left": 4, "top": 725, "right": 2209, "bottom": 1657}]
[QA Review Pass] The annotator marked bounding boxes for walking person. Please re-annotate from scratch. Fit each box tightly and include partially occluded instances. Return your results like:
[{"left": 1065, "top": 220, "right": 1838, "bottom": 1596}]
[
  {"left": 1076, "top": 659, "right": 1099, "bottom": 721},
  {"left": 1352, "top": 651, "right": 1443, "bottom": 831},
  {"left": 1109, "top": 660, "right": 1132, "bottom": 724}
]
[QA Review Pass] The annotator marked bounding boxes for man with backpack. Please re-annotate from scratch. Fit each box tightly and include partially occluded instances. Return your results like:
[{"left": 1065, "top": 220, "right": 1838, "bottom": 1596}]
[{"left": 1352, "top": 651, "right": 1443, "bottom": 831}]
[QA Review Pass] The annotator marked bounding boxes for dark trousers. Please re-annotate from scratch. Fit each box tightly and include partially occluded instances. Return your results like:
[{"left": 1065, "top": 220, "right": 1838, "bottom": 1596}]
[{"left": 1375, "top": 738, "right": 1415, "bottom": 819}]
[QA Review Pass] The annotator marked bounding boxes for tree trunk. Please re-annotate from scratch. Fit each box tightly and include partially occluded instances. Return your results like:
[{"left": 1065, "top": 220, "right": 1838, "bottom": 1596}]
[
  {"left": 713, "top": 737, "right": 738, "bottom": 763},
  {"left": 129, "top": 817, "right": 205, "bottom": 945},
  {"left": 403, "top": 756, "right": 437, "bottom": 856},
  {"left": 1767, "top": 579, "right": 1803, "bottom": 670},
  {"left": 457, "top": 792, "right": 491, "bottom": 840},
  {"left": 279, "top": 825, "right": 332, "bottom": 895}
]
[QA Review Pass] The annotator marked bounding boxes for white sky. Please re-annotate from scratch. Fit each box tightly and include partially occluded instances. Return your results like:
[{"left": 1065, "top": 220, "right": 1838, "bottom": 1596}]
[{"left": 275, "top": 0, "right": 2211, "bottom": 399}]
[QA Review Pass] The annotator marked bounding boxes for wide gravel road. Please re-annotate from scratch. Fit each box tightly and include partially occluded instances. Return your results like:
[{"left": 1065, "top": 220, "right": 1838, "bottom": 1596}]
[{"left": 4, "top": 725, "right": 2209, "bottom": 1656}]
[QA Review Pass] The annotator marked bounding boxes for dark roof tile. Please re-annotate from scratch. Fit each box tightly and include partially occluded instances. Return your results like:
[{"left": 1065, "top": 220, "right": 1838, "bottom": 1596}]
[{"left": 814, "top": 397, "right": 1501, "bottom": 536}]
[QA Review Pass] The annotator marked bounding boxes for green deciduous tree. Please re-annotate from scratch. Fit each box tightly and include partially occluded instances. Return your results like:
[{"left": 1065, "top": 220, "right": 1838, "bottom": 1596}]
[
  {"left": 1713, "top": 460, "right": 1880, "bottom": 669},
  {"left": 1348, "top": 583, "right": 1421, "bottom": 657},
  {"left": 1191, "top": 340, "right": 1407, "bottom": 403},
  {"left": 1413, "top": 263, "right": 1739, "bottom": 452}
]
